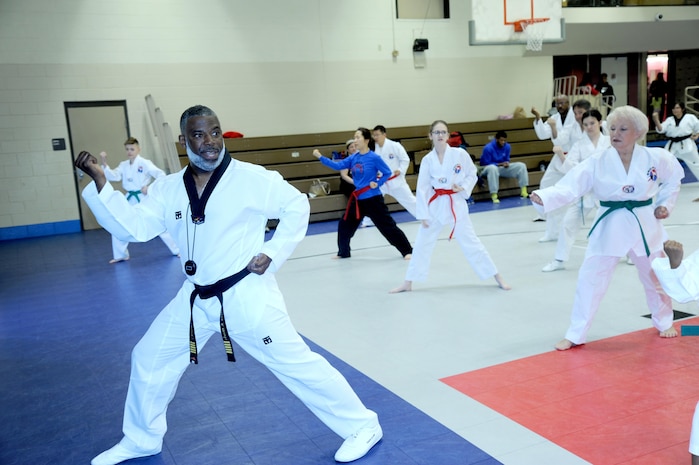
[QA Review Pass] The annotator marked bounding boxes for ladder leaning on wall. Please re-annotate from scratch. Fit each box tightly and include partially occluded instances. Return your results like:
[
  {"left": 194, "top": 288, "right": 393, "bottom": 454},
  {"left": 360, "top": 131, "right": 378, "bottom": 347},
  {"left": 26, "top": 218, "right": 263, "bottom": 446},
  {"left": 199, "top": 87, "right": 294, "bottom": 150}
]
[{"left": 145, "top": 94, "right": 181, "bottom": 175}]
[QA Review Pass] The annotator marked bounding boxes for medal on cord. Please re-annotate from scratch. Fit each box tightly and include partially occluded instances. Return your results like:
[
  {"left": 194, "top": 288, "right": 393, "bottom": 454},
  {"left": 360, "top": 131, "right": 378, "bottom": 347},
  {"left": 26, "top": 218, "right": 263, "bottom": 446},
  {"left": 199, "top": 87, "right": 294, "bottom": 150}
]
[{"left": 184, "top": 204, "right": 201, "bottom": 276}]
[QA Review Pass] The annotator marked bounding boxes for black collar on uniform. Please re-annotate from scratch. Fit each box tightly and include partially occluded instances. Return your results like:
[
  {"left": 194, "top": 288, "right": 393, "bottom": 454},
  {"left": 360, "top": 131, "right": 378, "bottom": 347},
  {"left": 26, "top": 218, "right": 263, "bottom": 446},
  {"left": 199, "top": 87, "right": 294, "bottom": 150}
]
[{"left": 182, "top": 151, "right": 232, "bottom": 224}]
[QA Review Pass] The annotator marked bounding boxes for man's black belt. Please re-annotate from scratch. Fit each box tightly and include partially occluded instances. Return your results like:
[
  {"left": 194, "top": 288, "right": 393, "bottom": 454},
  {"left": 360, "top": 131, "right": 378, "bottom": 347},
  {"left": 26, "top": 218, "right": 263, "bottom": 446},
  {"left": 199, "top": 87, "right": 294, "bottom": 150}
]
[{"left": 188, "top": 267, "right": 251, "bottom": 364}]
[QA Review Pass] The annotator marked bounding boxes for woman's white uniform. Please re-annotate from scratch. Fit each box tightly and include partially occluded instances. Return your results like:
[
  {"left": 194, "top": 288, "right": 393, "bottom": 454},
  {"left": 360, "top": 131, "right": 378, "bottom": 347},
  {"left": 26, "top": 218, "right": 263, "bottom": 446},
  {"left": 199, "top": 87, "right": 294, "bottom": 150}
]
[
  {"left": 534, "top": 109, "right": 584, "bottom": 240},
  {"left": 375, "top": 138, "right": 417, "bottom": 217},
  {"left": 533, "top": 145, "right": 683, "bottom": 344},
  {"left": 652, "top": 250, "right": 699, "bottom": 457},
  {"left": 404, "top": 146, "right": 498, "bottom": 283},
  {"left": 552, "top": 132, "right": 611, "bottom": 263},
  {"left": 83, "top": 157, "right": 377, "bottom": 454},
  {"left": 103, "top": 155, "right": 179, "bottom": 259},
  {"left": 656, "top": 113, "right": 699, "bottom": 180}
]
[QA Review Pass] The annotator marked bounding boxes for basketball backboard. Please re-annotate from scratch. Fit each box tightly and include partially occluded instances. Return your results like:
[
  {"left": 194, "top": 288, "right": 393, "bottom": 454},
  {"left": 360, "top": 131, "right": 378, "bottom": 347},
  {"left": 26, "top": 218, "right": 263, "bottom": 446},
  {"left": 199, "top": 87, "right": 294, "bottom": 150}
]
[{"left": 470, "top": 0, "right": 564, "bottom": 47}]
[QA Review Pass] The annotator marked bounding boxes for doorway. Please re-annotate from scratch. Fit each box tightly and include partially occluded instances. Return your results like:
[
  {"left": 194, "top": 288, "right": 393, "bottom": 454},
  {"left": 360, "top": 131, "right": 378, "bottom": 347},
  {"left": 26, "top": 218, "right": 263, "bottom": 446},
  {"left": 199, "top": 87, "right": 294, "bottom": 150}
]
[
  {"left": 65, "top": 101, "right": 130, "bottom": 230},
  {"left": 647, "top": 54, "right": 669, "bottom": 120}
]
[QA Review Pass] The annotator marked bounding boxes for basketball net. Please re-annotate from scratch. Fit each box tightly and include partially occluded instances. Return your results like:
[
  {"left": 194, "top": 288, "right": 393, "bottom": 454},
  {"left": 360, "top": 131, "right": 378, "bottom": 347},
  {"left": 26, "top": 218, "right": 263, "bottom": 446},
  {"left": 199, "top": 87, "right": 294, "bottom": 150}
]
[{"left": 518, "top": 18, "right": 549, "bottom": 52}]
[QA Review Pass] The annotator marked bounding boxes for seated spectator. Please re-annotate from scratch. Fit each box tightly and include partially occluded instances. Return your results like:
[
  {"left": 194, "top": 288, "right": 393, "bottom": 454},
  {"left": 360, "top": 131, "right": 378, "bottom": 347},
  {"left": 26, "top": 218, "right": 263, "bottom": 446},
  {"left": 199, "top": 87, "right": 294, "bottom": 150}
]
[{"left": 479, "top": 130, "right": 529, "bottom": 203}]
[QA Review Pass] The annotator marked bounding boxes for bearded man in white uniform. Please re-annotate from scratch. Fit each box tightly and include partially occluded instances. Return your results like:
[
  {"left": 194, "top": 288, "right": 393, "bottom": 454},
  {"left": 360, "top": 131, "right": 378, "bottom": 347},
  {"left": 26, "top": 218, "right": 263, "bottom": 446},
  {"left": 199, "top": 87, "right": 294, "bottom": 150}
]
[
  {"left": 531, "top": 96, "right": 591, "bottom": 242},
  {"left": 531, "top": 106, "right": 683, "bottom": 351},
  {"left": 371, "top": 125, "right": 417, "bottom": 218},
  {"left": 76, "top": 105, "right": 382, "bottom": 465}
]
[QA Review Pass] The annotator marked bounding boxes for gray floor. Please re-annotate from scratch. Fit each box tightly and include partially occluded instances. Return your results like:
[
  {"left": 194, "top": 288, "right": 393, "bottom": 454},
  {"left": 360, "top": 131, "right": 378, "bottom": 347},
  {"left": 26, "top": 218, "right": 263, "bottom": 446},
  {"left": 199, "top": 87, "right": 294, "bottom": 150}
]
[{"left": 279, "top": 183, "right": 699, "bottom": 465}]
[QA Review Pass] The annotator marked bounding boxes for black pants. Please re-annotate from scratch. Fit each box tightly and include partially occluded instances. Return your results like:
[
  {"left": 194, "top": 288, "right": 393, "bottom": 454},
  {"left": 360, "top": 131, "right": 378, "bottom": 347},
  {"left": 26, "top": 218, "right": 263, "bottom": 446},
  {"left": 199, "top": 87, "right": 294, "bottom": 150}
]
[{"left": 337, "top": 194, "right": 412, "bottom": 258}]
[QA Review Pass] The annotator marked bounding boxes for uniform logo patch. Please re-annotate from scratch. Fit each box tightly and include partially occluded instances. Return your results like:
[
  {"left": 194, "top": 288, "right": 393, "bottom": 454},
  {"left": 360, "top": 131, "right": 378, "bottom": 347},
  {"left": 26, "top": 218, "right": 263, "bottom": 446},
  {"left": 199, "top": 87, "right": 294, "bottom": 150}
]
[
  {"left": 262, "top": 336, "right": 272, "bottom": 345},
  {"left": 647, "top": 167, "right": 657, "bottom": 181},
  {"left": 175, "top": 211, "right": 182, "bottom": 220},
  {"left": 438, "top": 177, "right": 447, "bottom": 184},
  {"left": 138, "top": 165, "right": 144, "bottom": 173},
  {"left": 453, "top": 164, "right": 462, "bottom": 174},
  {"left": 622, "top": 185, "right": 635, "bottom": 193}
]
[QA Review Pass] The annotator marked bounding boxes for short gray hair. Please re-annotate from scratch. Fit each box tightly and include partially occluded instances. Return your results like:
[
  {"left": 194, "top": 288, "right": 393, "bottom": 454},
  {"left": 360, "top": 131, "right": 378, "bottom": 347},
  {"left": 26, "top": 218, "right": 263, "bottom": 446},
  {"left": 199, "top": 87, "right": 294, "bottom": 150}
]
[
  {"left": 179, "top": 105, "right": 217, "bottom": 135},
  {"left": 607, "top": 105, "right": 649, "bottom": 139}
]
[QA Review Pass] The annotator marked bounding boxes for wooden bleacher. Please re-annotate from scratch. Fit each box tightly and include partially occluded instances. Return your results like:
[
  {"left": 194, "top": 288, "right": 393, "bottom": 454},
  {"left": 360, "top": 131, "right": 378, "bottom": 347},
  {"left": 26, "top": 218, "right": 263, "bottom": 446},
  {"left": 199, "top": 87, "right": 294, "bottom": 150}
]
[{"left": 175, "top": 117, "right": 554, "bottom": 222}]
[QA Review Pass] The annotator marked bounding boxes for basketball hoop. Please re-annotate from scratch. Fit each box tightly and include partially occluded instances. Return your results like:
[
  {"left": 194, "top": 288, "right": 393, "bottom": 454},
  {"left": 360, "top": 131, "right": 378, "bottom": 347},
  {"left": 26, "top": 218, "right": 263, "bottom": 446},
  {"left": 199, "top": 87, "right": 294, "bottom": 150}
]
[{"left": 517, "top": 18, "right": 549, "bottom": 52}]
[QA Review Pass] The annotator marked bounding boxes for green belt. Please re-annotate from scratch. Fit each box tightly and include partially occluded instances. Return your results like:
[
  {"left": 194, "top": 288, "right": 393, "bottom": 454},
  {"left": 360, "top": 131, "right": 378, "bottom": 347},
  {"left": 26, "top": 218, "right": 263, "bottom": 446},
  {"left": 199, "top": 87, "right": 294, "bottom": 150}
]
[
  {"left": 126, "top": 190, "right": 141, "bottom": 202},
  {"left": 587, "top": 199, "right": 653, "bottom": 256}
]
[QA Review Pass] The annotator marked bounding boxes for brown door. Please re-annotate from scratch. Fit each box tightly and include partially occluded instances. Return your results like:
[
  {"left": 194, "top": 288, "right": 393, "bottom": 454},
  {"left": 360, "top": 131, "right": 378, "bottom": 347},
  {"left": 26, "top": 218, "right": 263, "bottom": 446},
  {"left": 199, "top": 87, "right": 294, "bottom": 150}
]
[{"left": 66, "top": 101, "right": 130, "bottom": 230}]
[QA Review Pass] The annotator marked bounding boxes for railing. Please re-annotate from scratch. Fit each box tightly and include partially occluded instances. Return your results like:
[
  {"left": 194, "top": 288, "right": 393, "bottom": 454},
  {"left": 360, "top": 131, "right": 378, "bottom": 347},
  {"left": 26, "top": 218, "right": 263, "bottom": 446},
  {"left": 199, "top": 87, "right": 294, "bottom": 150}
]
[
  {"left": 686, "top": 86, "right": 699, "bottom": 117},
  {"left": 553, "top": 76, "right": 616, "bottom": 118}
]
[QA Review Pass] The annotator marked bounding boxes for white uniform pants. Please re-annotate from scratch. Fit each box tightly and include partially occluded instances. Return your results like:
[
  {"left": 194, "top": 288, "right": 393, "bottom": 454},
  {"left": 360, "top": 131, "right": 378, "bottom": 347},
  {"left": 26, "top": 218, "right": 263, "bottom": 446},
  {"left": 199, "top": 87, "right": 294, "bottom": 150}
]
[
  {"left": 539, "top": 156, "right": 566, "bottom": 240},
  {"left": 111, "top": 231, "right": 179, "bottom": 260},
  {"left": 554, "top": 199, "right": 596, "bottom": 262},
  {"left": 405, "top": 215, "right": 497, "bottom": 283},
  {"left": 666, "top": 139, "right": 699, "bottom": 181},
  {"left": 121, "top": 282, "right": 377, "bottom": 452},
  {"left": 690, "top": 401, "right": 699, "bottom": 456},
  {"left": 481, "top": 162, "right": 529, "bottom": 194},
  {"left": 564, "top": 250, "right": 673, "bottom": 344},
  {"left": 381, "top": 178, "right": 417, "bottom": 218}
]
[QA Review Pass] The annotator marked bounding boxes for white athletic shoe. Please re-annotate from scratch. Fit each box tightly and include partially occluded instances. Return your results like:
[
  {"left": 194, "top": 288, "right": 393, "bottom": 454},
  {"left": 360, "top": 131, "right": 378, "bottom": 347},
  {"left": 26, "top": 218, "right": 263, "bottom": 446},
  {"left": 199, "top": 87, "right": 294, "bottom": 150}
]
[
  {"left": 91, "top": 440, "right": 160, "bottom": 465},
  {"left": 542, "top": 260, "right": 565, "bottom": 272},
  {"left": 334, "top": 423, "right": 383, "bottom": 462}
]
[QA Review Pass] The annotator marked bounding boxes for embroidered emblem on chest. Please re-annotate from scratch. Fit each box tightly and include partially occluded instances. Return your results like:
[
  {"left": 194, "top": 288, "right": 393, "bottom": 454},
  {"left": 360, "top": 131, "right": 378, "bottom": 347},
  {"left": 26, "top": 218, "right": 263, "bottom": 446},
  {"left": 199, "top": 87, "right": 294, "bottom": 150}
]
[
  {"left": 622, "top": 185, "right": 635, "bottom": 193},
  {"left": 647, "top": 166, "right": 657, "bottom": 181}
]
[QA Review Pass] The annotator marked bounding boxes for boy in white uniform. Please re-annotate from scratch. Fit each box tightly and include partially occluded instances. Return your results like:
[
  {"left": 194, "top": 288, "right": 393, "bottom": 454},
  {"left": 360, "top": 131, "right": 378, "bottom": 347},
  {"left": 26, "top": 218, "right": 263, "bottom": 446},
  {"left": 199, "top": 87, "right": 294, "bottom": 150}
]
[
  {"left": 100, "top": 138, "right": 180, "bottom": 263},
  {"left": 76, "top": 105, "right": 382, "bottom": 465}
]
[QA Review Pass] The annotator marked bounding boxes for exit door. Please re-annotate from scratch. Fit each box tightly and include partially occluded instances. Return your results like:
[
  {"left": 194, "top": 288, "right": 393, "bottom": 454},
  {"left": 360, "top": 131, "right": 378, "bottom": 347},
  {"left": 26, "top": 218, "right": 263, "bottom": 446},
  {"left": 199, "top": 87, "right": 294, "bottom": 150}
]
[{"left": 66, "top": 101, "right": 130, "bottom": 230}]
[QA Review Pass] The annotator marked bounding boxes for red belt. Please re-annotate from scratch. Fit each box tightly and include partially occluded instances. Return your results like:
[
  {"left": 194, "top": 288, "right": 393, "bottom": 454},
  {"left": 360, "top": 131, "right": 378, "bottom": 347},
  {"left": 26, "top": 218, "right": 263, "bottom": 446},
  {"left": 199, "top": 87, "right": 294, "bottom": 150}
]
[
  {"left": 429, "top": 188, "right": 457, "bottom": 239},
  {"left": 344, "top": 185, "right": 372, "bottom": 220}
]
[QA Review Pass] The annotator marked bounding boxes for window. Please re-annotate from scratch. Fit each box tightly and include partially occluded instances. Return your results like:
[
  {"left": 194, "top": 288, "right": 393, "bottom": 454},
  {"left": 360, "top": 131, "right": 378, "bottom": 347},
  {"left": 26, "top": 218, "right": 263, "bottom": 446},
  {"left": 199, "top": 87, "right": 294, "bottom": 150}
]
[{"left": 396, "top": 0, "right": 449, "bottom": 19}]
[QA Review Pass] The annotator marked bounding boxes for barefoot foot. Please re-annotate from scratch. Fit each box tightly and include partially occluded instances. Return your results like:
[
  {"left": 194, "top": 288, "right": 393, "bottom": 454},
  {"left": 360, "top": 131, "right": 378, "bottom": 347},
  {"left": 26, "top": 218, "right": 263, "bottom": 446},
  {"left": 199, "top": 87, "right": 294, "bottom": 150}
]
[
  {"left": 659, "top": 326, "right": 678, "bottom": 338},
  {"left": 389, "top": 281, "right": 412, "bottom": 294},
  {"left": 494, "top": 273, "right": 511, "bottom": 290},
  {"left": 403, "top": 254, "right": 412, "bottom": 261},
  {"left": 555, "top": 338, "right": 582, "bottom": 351},
  {"left": 109, "top": 257, "right": 129, "bottom": 264}
]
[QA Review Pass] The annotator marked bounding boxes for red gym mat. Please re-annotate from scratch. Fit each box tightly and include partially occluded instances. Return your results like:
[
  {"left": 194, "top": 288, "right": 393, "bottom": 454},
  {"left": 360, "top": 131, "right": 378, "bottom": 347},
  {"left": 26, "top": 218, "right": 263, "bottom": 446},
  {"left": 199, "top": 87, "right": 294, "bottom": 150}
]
[{"left": 441, "top": 319, "right": 699, "bottom": 465}]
